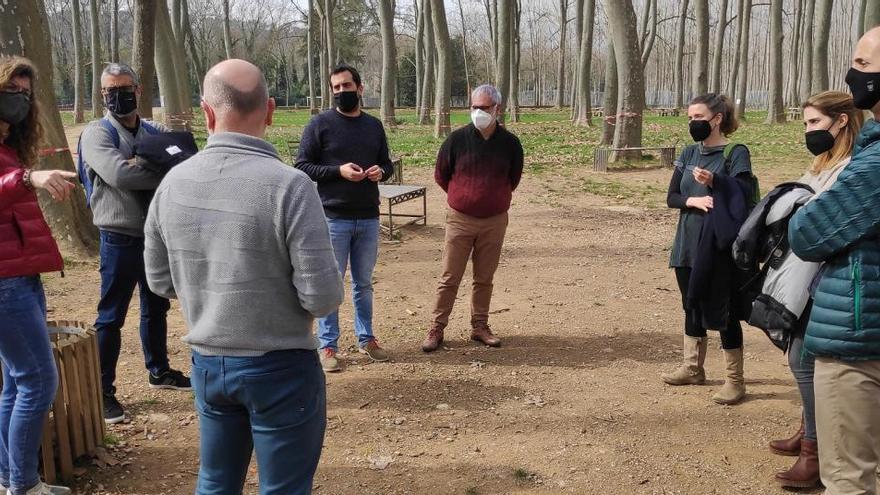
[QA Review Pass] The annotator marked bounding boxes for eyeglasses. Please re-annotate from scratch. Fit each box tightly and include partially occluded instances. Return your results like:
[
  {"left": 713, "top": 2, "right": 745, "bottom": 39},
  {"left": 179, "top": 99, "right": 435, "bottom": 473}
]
[
  {"left": 102, "top": 85, "right": 137, "bottom": 94},
  {"left": 471, "top": 105, "right": 494, "bottom": 111}
]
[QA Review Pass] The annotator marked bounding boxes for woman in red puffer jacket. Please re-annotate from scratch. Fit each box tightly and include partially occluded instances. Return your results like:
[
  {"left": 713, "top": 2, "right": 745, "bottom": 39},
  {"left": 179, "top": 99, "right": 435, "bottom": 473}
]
[{"left": 0, "top": 56, "right": 77, "bottom": 495}]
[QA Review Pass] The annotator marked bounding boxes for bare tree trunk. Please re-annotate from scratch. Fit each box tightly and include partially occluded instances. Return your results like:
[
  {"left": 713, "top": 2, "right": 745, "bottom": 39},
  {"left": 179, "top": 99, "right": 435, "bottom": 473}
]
[
  {"left": 457, "top": 0, "right": 471, "bottom": 96},
  {"left": 574, "top": 0, "right": 595, "bottom": 126},
  {"left": 786, "top": 0, "right": 803, "bottom": 106},
  {"left": 765, "top": 0, "right": 784, "bottom": 123},
  {"left": 181, "top": 0, "right": 204, "bottom": 89},
  {"left": 866, "top": 0, "right": 880, "bottom": 32},
  {"left": 508, "top": 0, "right": 521, "bottom": 122},
  {"left": 570, "top": 0, "right": 584, "bottom": 120},
  {"left": 482, "top": 0, "right": 497, "bottom": 81},
  {"left": 223, "top": 0, "right": 233, "bottom": 58},
  {"left": 89, "top": 0, "right": 103, "bottom": 118},
  {"left": 601, "top": 40, "right": 617, "bottom": 145},
  {"left": 692, "top": 0, "right": 709, "bottom": 97},
  {"left": 674, "top": 0, "right": 689, "bottom": 108},
  {"left": 0, "top": 0, "right": 99, "bottom": 256},
  {"left": 419, "top": 0, "right": 435, "bottom": 125},
  {"left": 155, "top": 1, "right": 187, "bottom": 129},
  {"left": 727, "top": 0, "right": 744, "bottom": 98},
  {"left": 71, "top": 0, "right": 86, "bottom": 123},
  {"left": 496, "top": 0, "right": 512, "bottom": 121},
  {"left": 812, "top": 0, "right": 833, "bottom": 93},
  {"left": 431, "top": 0, "right": 451, "bottom": 137},
  {"left": 307, "top": 0, "right": 318, "bottom": 114},
  {"left": 323, "top": 0, "right": 337, "bottom": 109},
  {"left": 710, "top": 0, "right": 728, "bottom": 94},
  {"left": 735, "top": 0, "right": 752, "bottom": 120},
  {"left": 415, "top": 0, "right": 423, "bottom": 111},
  {"left": 378, "top": 0, "right": 397, "bottom": 125},
  {"left": 110, "top": 0, "right": 119, "bottom": 61},
  {"left": 640, "top": 0, "right": 658, "bottom": 69},
  {"left": 132, "top": 0, "right": 156, "bottom": 119},
  {"left": 555, "top": 0, "right": 568, "bottom": 108},
  {"left": 799, "top": 0, "right": 814, "bottom": 102},
  {"left": 604, "top": 0, "right": 645, "bottom": 159}
]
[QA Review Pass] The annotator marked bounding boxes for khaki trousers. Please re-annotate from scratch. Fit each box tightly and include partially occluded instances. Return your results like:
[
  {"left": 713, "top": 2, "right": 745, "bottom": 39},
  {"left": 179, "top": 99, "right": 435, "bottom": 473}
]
[
  {"left": 431, "top": 208, "right": 508, "bottom": 328},
  {"left": 814, "top": 357, "right": 880, "bottom": 495}
]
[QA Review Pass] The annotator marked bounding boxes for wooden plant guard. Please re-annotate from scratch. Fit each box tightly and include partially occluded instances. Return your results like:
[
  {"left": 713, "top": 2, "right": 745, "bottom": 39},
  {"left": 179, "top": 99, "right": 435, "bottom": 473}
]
[{"left": 42, "top": 321, "right": 106, "bottom": 483}]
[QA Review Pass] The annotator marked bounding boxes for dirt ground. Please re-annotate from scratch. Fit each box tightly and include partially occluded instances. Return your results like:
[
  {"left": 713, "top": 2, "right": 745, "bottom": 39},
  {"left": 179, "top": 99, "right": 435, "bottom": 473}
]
[{"left": 38, "top": 133, "right": 849, "bottom": 495}]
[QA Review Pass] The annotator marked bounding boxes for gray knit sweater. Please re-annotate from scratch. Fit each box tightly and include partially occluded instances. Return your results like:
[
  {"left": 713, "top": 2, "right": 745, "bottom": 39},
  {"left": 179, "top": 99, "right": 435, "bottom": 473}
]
[
  {"left": 79, "top": 113, "right": 170, "bottom": 237},
  {"left": 144, "top": 132, "right": 344, "bottom": 356}
]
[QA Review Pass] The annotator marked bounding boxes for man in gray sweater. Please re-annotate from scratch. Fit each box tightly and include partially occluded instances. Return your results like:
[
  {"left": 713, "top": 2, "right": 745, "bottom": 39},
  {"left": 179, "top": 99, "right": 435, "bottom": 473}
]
[
  {"left": 144, "top": 59, "right": 343, "bottom": 495},
  {"left": 79, "top": 63, "right": 190, "bottom": 425}
]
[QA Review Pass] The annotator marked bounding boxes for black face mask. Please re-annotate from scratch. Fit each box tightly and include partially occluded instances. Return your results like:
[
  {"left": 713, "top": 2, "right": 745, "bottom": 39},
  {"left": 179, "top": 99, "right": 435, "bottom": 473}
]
[
  {"left": 805, "top": 127, "right": 838, "bottom": 156},
  {"left": 334, "top": 91, "right": 360, "bottom": 113},
  {"left": 689, "top": 118, "right": 713, "bottom": 142},
  {"left": 105, "top": 89, "right": 138, "bottom": 117},
  {"left": 0, "top": 92, "right": 31, "bottom": 126},
  {"left": 845, "top": 68, "right": 880, "bottom": 110}
]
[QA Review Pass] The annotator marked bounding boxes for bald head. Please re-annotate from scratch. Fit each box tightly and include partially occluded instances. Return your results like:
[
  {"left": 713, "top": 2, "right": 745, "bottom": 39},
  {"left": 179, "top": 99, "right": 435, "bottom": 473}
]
[
  {"left": 854, "top": 26, "right": 880, "bottom": 69},
  {"left": 203, "top": 59, "right": 269, "bottom": 115},
  {"left": 850, "top": 27, "right": 880, "bottom": 116}
]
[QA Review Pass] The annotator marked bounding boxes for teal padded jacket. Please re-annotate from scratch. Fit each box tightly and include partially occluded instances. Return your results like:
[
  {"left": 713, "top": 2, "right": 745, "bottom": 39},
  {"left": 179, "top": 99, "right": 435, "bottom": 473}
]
[{"left": 789, "top": 119, "right": 880, "bottom": 361}]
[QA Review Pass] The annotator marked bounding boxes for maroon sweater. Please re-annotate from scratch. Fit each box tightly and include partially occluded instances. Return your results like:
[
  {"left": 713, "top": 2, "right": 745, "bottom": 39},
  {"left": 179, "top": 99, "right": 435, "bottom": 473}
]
[{"left": 434, "top": 123, "right": 524, "bottom": 218}]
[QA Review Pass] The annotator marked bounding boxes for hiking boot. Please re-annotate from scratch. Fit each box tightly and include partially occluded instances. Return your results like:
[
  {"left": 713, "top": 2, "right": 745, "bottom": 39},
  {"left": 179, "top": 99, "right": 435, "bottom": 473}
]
[
  {"left": 713, "top": 347, "right": 746, "bottom": 405},
  {"left": 662, "top": 336, "right": 707, "bottom": 385},
  {"left": 148, "top": 368, "right": 192, "bottom": 391},
  {"left": 769, "top": 419, "right": 804, "bottom": 456},
  {"left": 103, "top": 390, "right": 125, "bottom": 425},
  {"left": 471, "top": 323, "right": 501, "bottom": 347},
  {"left": 21, "top": 481, "right": 71, "bottom": 495},
  {"left": 320, "top": 348, "right": 341, "bottom": 372},
  {"left": 359, "top": 339, "right": 390, "bottom": 362},
  {"left": 775, "top": 438, "right": 820, "bottom": 488},
  {"left": 421, "top": 325, "right": 444, "bottom": 353}
]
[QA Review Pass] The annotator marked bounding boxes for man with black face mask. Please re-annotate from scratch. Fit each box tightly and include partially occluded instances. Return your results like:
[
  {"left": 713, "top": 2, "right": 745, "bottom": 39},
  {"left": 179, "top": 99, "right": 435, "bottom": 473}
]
[
  {"left": 788, "top": 26, "right": 880, "bottom": 495},
  {"left": 79, "top": 63, "right": 191, "bottom": 425},
  {"left": 295, "top": 64, "right": 395, "bottom": 373}
]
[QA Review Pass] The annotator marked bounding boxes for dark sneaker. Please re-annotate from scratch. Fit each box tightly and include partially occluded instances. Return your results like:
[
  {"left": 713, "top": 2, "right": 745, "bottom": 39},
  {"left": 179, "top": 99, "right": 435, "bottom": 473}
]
[
  {"left": 103, "top": 392, "right": 125, "bottom": 425},
  {"left": 148, "top": 369, "right": 192, "bottom": 391}
]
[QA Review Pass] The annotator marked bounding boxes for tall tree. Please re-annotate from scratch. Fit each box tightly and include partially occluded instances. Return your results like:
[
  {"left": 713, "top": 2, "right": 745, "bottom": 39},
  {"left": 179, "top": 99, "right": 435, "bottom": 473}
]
[
  {"left": 377, "top": 0, "right": 397, "bottom": 126},
  {"left": 735, "top": 0, "right": 752, "bottom": 119},
  {"left": 457, "top": 0, "right": 471, "bottom": 96},
  {"left": 726, "top": 0, "right": 744, "bottom": 98},
  {"left": 555, "top": 0, "right": 568, "bottom": 108},
  {"left": 574, "top": 0, "right": 595, "bottom": 126},
  {"left": 604, "top": 0, "right": 645, "bottom": 159},
  {"left": 418, "top": 0, "right": 435, "bottom": 125},
  {"left": 431, "top": 0, "right": 451, "bottom": 138},
  {"left": 799, "top": 0, "right": 814, "bottom": 102},
  {"left": 322, "top": 0, "right": 337, "bottom": 109},
  {"left": 866, "top": 0, "right": 880, "bottom": 32},
  {"left": 692, "top": 0, "right": 709, "bottom": 97},
  {"left": 415, "top": 0, "right": 424, "bottom": 112},
  {"left": 570, "top": 0, "right": 584, "bottom": 120},
  {"left": 0, "top": 0, "right": 99, "bottom": 255},
  {"left": 601, "top": 40, "right": 617, "bottom": 145},
  {"left": 89, "top": 0, "right": 103, "bottom": 118},
  {"left": 223, "top": 0, "right": 233, "bottom": 58},
  {"left": 765, "top": 0, "right": 784, "bottom": 123},
  {"left": 710, "top": 0, "right": 729, "bottom": 94},
  {"left": 71, "top": 0, "right": 86, "bottom": 123},
  {"left": 673, "top": 0, "right": 690, "bottom": 108},
  {"left": 110, "top": 0, "right": 119, "bottom": 61},
  {"left": 786, "top": 0, "right": 803, "bottom": 106},
  {"left": 132, "top": 0, "right": 156, "bottom": 119},
  {"left": 307, "top": 0, "right": 318, "bottom": 114},
  {"left": 508, "top": 0, "right": 522, "bottom": 122},
  {"left": 811, "top": 0, "right": 833, "bottom": 92},
  {"left": 154, "top": 1, "right": 188, "bottom": 129},
  {"left": 496, "top": 0, "right": 512, "bottom": 120},
  {"left": 640, "top": 0, "right": 658, "bottom": 69}
]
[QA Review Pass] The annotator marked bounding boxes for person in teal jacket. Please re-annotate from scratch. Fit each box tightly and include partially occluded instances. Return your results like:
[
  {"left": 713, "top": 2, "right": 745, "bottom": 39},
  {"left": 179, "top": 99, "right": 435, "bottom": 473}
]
[{"left": 787, "top": 26, "right": 880, "bottom": 495}]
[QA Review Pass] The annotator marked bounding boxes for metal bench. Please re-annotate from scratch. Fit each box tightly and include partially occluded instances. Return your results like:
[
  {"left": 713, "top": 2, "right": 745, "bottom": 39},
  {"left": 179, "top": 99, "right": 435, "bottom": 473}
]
[
  {"left": 593, "top": 146, "right": 677, "bottom": 172},
  {"left": 379, "top": 157, "right": 427, "bottom": 238}
]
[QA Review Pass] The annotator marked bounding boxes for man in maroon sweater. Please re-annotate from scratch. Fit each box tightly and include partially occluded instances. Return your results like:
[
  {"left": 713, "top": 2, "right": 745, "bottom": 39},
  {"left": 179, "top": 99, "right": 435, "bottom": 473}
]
[{"left": 421, "top": 84, "right": 524, "bottom": 352}]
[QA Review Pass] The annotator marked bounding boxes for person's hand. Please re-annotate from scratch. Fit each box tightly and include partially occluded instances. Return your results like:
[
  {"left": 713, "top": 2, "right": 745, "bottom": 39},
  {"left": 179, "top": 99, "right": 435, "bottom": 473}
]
[
  {"left": 29, "top": 170, "right": 77, "bottom": 201},
  {"left": 339, "top": 163, "right": 366, "bottom": 182},
  {"left": 693, "top": 167, "right": 714, "bottom": 187},
  {"left": 365, "top": 165, "right": 383, "bottom": 182},
  {"left": 686, "top": 196, "right": 714, "bottom": 212}
]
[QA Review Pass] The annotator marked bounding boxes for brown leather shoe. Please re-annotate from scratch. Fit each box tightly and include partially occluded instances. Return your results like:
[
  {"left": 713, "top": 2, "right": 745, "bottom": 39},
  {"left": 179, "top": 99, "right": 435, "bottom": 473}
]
[
  {"left": 421, "top": 325, "right": 444, "bottom": 353},
  {"left": 769, "top": 420, "right": 804, "bottom": 456},
  {"left": 775, "top": 438, "right": 819, "bottom": 488},
  {"left": 471, "top": 323, "right": 501, "bottom": 347}
]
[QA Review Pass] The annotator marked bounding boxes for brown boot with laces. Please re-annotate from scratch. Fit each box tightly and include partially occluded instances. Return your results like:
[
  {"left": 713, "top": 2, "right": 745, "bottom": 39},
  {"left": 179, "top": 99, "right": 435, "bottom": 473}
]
[
  {"left": 471, "top": 322, "right": 501, "bottom": 347},
  {"left": 421, "top": 324, "right": 444, "bottom": 352}
]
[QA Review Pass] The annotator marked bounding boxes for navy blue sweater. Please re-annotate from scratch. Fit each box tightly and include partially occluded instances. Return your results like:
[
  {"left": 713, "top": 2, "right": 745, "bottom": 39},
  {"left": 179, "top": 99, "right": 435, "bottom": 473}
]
[{"left": 295, "top": 109, "right": 394, "bottom": 219}]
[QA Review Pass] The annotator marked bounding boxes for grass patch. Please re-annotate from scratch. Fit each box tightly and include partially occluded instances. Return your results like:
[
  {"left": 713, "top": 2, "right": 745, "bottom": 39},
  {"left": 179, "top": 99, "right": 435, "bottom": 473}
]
[{"left": 103, "top": 433, "right": 120, "bottom": 446}]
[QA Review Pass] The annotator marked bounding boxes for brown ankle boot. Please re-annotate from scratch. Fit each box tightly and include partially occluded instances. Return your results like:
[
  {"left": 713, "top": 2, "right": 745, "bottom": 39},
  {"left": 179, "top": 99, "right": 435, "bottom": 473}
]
[
  {"left": 769, "top": 419, "right": 804, "bottom": 456},
  {"left": 775, "top": 438, "right": 819, "bottom": 488},
  {"left": 661, "top": 336, "right": 707, "bottom": 385},
  {"left": 421, "top": 325, "right": 444, "bottom": 353}
]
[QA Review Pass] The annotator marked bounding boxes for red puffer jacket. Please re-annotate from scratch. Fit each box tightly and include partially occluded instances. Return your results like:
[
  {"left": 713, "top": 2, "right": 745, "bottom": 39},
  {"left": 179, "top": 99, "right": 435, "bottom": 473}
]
[{"left": 0, "top": 143, "right": 63, "bottom": 278}]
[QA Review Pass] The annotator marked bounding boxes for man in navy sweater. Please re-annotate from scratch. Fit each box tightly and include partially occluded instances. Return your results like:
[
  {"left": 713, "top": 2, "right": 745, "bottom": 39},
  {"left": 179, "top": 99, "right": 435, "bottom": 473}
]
[
  {"left": 421, "top": 84, "right": 524, "bottom": 352},
  {"left": 296, "top": 64, "right": 394, "bottom": 372}
]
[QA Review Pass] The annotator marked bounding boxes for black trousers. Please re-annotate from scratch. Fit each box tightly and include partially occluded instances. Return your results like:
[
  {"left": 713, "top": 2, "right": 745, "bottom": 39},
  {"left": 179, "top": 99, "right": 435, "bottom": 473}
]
[{"left": 674, "top": 267, "right": 743, "bottom": 350}]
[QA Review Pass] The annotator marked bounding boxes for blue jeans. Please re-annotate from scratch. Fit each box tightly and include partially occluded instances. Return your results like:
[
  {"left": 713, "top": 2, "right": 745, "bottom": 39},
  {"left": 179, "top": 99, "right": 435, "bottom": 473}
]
[
  {"left": 95, "top": 230, "right": 171, "bottom": 393},
  {"left": 190, "top": 350, "right": 326, "bottom": 495},
  {"left": 0, "top": 276, "right": 58, "bottom": 494},
  {"left": 318, "top": 217, "right": 380, "bottom": 350},
  {"left": 789, "top": 304, "right": 817, "bottom": 442}
]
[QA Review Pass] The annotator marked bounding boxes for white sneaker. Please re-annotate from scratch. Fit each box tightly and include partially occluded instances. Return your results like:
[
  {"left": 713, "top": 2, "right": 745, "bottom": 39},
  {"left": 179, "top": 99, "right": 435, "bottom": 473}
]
[{"left": 19, "top": 482, "right": 71, "bottom": 495}]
